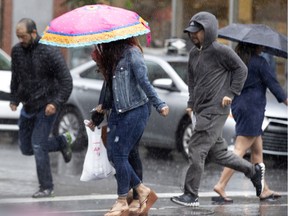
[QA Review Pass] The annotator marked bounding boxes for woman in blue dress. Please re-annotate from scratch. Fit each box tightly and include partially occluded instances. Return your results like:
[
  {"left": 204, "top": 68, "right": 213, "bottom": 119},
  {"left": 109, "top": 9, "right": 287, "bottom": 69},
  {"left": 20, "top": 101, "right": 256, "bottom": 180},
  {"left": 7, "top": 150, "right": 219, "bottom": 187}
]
[{"left": 214, "top": 42, "right": 287, "bottom": 201}]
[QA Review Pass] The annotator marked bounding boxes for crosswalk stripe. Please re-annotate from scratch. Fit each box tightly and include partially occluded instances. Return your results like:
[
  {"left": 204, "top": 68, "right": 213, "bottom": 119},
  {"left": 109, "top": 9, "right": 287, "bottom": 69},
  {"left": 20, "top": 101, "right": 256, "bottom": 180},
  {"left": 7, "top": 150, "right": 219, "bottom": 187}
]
[{"left": 0, "top": 191, "right": 287, "bottom": 204}]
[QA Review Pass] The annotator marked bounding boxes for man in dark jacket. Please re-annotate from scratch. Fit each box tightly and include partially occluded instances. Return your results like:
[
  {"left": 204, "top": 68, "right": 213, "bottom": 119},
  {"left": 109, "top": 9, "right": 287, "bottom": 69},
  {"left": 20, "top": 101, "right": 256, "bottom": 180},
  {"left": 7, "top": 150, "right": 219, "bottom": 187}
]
[
  {"left": 10, "top": 18, "right": 73, "bottom": 198},
  {"left": 170, "top": 12, "right": 265, "bottom": 207}
]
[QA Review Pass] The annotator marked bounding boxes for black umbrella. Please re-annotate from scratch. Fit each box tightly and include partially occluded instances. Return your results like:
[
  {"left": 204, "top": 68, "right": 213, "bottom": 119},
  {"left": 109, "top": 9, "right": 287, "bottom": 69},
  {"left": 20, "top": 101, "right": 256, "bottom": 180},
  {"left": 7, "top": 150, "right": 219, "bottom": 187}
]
[{"left": 218, "top": 23, "right": 288, "bottom": 58}]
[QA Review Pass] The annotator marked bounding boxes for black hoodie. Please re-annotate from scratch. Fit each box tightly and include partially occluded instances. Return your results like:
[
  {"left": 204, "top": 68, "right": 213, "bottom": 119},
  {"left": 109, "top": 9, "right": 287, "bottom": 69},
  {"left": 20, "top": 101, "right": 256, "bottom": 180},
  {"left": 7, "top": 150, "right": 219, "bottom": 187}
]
[{"left": 187, "top": 12, "right": 248, "bottom": 114}]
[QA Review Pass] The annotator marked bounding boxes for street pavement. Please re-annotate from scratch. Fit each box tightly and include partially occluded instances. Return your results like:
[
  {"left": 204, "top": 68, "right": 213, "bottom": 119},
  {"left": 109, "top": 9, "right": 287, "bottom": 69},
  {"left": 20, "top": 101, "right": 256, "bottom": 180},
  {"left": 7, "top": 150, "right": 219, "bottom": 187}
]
[{"left": 0, "top": 133, "right": 287, "bottom": 216}]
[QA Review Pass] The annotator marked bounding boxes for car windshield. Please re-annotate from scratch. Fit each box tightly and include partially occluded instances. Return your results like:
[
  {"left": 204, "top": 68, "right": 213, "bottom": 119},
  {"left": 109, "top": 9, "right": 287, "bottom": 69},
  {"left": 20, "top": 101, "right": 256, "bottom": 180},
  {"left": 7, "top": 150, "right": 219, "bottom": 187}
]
[{"left": 168, "top": 61, "right": 188, "bottom": 84}]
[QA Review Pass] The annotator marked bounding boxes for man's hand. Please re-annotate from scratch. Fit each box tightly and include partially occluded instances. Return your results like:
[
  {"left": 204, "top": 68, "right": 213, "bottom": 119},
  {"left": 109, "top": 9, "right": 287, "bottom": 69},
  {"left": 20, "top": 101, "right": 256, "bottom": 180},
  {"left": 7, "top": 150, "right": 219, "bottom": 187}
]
[
  {"left": 160, "top": 105, "right": 169, "bottom": 117},
  {"left": 222, "top": 96, "right": 232, "bottom": 107},
  {"left": 10, "top": 104, "right": 18, "bottom": 111},
  {"left": 45, "top": 103, "right": 56, "bottom": 116},
  {"left": 186, "top": 108, "right": 192, "bottom": 116}
]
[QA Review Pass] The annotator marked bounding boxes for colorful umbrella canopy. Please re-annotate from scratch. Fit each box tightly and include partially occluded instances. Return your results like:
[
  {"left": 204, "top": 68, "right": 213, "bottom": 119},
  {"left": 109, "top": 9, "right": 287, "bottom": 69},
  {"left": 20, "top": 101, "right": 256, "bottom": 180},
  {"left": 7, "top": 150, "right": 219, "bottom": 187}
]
[
  {"left": 40, "top": 4, "right": 151, "bottom": 48},
  {"left": 218, "top": 23, "right": 288, "bottom": 58}
]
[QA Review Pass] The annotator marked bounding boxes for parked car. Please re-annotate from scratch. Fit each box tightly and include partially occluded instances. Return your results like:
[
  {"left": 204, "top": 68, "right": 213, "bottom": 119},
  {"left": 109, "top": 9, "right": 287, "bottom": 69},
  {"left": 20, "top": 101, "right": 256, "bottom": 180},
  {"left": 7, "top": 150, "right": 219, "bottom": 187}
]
[
  {"left": 52, "top": 54, "right": 193, "bottom": 158},
  {"left": 225, "top": 90, "right": 288, "bottom": 157},
  {"left": 0, "top": 49, "right": 21, "bottom": 132},
  {"left": 52, "top": 52, "right": 288, "bottom": 158},
  {"left": 1, "top": 47, "right": 287, "bottom": 158}
]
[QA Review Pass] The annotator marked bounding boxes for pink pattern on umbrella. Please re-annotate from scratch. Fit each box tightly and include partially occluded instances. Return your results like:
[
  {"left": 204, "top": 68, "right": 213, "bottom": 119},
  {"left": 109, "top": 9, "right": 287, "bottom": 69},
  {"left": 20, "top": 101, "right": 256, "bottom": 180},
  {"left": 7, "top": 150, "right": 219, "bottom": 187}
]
[{"left": 40, "top": 5, "right": 151, "bottom": 47}]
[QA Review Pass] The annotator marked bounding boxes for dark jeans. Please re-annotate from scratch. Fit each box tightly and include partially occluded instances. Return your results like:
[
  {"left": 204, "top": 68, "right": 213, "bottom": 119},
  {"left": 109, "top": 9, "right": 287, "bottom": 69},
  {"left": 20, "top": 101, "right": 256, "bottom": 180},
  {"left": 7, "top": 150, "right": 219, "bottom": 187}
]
[
  {"left": 107, "top": 103, "right": 149, "bottom": 196},
  {"left": 18, "top": 107, "right": 66, "bottom": 190},
  {"left": 129, "top": 137, "right": 143, "bottom": 199}
]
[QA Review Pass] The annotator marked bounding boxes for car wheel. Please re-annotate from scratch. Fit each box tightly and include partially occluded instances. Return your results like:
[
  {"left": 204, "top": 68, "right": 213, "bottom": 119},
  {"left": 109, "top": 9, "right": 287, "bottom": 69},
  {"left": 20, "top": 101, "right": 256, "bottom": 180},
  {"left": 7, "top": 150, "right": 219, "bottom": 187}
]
[
  {"left": 53, "top": 106, "right": 87, "bottom": 151},
  {"left": 177, "top": 117, "right": 192, "bottom": 159}
]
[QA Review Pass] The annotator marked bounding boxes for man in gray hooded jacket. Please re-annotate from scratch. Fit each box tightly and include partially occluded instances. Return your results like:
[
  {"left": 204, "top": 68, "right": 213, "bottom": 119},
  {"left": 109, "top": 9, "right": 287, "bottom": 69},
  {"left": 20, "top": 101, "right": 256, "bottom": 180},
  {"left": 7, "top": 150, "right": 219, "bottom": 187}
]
[{"left": 171, "top": 11, "right": 265, "bottom": 207}]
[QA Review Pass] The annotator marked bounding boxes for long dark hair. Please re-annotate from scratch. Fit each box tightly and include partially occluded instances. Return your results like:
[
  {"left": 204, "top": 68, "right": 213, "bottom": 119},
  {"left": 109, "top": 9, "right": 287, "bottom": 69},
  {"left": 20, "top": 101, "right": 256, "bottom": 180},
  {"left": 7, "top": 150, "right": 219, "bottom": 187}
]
[
  {"left": 95, "top": 37, "right": 143, "bottom": 81},
  {"left": 235, "top": 42, "right": 259, "bottom": 65}
]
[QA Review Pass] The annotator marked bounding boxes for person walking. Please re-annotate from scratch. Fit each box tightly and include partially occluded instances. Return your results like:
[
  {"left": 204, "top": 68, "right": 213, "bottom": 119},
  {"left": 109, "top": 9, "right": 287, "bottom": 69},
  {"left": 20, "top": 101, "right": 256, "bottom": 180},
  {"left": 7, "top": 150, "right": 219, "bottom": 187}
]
[
  {"left": 213, "top": 42, "right": 287, "bottom": 202},
  {"left": 10, "top": 18, "right": 73, "bottom": 198},
  {"left": 170, "top": 11, "right": 265, "bottom": 207},
  {"left": 86, "top": 37, "right": 169, "bottom": 216}
]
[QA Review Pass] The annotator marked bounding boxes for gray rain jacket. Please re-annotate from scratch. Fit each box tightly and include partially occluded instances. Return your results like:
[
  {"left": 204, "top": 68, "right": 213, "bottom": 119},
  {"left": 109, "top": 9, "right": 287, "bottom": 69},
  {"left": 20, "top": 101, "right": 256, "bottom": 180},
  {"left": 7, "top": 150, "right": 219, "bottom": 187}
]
[{"left": 187, "top": 12, "right": 247, "bottom": 115}]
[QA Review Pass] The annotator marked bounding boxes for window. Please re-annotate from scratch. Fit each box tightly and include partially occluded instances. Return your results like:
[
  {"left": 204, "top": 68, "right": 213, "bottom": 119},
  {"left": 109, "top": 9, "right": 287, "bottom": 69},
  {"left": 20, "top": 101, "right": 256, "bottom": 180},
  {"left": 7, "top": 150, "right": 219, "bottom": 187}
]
[
  {"left": 0, "top": 52, "right": 11, "bottom": 71},
  {"left": 169, "top": 62, "right": 188, "bottom": 84},
  {"left": 145, "top": 60, "right": 169, "bottom": 82},
  {"left": 80, "top": 65, "right": 104, "bottom": 80}
]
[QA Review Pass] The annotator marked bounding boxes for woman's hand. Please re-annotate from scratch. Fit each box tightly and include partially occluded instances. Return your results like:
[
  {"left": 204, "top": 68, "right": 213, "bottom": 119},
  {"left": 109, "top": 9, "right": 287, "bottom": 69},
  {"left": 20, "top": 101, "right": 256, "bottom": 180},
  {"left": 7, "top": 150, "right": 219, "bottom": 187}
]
[
  {"left": 84, "top": 119, "right": 96, "bottom": 131},
  {"left": 160, "top": 105, "right": 169, "bottom": 117},
  {"left": 95, "top": 104, "right": 104, "bottom": 113}
]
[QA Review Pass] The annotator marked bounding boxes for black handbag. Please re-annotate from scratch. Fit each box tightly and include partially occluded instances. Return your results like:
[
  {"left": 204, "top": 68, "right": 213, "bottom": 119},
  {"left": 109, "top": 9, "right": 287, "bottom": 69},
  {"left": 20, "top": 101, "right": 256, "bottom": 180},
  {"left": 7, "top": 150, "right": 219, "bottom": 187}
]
[{"left": 90, "top": 81, "right": 111, "bottom": 126}]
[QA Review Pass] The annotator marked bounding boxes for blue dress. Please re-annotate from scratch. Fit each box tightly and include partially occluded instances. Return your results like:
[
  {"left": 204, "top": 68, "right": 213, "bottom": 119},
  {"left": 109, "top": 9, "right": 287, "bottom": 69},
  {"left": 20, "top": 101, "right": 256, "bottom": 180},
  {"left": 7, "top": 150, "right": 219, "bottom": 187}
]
[{"left": 231, "top": 55, "right": 286, "bottom": 136}]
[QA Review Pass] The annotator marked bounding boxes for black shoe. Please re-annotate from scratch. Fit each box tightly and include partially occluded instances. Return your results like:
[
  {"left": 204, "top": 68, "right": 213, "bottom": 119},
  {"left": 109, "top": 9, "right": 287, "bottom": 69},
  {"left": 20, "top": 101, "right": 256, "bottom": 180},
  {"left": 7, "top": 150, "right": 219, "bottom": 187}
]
[
  {"left": 171, "top": 193, "right": 199, "bottom": 207},
  {"left": 251, "top": 163, "right": 265, "bottom": 196},
  {"left": 61, "top": 132, "right": 74, "bottom": 163},
  {"left": 32, "top": 189, "right": 54, "bottom": 198}
]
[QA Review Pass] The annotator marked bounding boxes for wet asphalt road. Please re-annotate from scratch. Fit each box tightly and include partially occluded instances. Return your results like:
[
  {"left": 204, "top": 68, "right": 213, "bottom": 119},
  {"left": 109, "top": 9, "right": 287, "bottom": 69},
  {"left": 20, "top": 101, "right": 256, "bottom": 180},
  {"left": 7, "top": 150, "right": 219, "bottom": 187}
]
[{"left": 0, "top": 132, "right": 287, "bottom": 216}]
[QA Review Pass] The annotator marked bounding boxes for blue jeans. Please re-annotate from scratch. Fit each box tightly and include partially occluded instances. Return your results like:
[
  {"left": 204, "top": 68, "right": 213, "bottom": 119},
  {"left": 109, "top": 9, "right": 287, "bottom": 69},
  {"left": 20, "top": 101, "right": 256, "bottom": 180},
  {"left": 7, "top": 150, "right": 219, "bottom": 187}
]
[
  {"left": 18, "top": 107, "right": 66, "bottom": 190},
  {"left": 107, "top": 103, "right": 150, "bottom": 196}
]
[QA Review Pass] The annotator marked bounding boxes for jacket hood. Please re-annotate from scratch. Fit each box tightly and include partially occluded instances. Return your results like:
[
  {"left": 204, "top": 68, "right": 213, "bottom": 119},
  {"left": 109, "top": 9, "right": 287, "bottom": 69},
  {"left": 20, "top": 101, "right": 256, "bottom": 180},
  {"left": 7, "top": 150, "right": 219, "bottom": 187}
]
[{"left": 190, "top": 11, "right": 218, "bottom": 48}]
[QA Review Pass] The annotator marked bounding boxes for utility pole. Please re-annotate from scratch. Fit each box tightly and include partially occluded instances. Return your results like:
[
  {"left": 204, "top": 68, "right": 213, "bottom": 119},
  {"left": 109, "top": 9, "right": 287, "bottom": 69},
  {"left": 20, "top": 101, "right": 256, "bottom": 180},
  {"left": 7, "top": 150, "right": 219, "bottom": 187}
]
[
  {"left": 228, "top": 0, "right": 238, "bottom": 48},
  {"left": 171, "top": 0, "right": 183, "bottom": 38}
]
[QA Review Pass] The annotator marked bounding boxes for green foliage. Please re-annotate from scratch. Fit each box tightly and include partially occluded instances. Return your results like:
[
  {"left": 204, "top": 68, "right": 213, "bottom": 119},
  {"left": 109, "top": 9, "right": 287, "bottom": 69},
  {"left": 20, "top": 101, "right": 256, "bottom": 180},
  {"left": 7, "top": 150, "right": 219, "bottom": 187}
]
[{"left": 124, "top": 0, "right": 133, "bottom": 9}]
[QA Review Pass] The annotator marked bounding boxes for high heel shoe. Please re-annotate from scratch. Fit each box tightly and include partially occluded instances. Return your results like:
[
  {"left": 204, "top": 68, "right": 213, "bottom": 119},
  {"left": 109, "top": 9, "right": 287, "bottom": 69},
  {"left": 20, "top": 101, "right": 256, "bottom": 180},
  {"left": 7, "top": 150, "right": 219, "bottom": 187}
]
[
  {"left": 105, "top": 199, "right": 129, "bottom": 216},
  {"left": 138, "top": 190, "right": 158, "bottom": 216}
]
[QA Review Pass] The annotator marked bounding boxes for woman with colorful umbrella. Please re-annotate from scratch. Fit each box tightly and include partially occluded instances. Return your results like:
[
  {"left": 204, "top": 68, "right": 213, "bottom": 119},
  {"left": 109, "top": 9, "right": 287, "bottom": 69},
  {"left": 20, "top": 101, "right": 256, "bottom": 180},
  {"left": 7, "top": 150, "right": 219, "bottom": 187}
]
[
  {"left": 86, "top": 37, "right": 169, "bottom": 216},
  {"left": 214, "top": 42, "right": 287, "bottom": 202},
  {"left": 40, "top": 4, "right": 169, "bottom": 215}
]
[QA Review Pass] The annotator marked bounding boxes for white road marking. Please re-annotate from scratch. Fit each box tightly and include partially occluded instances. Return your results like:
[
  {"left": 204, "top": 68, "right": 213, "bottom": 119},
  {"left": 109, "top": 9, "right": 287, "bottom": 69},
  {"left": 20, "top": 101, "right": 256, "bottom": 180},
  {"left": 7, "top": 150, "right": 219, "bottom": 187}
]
[{"left": 0, "top": 191, "right": 287, "bottom": 204}]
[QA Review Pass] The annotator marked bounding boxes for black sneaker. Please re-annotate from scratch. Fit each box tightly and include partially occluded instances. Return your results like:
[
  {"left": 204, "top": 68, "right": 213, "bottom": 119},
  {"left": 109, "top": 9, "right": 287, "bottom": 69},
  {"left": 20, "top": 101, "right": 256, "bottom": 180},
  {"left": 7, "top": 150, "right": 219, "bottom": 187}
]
[
  {"left": 171, "top": 193, "right": 199, "bottom": 207},
  {"left": 61, "top": 132, "right": 74, "bottom": 163},
  {"left": 251, "top": 163, "right": 265, "bottom": 196},
  {"left": 32, "top": 189, "right": 54, "bottom": 198}
]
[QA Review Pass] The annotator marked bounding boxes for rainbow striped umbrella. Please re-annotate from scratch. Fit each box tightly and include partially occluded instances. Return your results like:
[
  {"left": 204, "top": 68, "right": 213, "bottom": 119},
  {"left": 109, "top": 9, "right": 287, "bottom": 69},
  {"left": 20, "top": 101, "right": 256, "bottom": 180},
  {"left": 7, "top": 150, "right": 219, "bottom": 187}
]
[{"left": 40, "top": 4, "right": 151, "bottom": 48}]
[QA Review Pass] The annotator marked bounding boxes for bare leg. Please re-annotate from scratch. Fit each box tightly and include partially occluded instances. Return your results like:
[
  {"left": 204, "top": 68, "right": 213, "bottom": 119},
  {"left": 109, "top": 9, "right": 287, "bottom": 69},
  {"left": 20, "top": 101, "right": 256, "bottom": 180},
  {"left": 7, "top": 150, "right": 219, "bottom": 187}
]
[
  {"left": 250, "top": 136, "right": 281, "bottom": 199},
  {"left": 214, "top": 136, "right": 256, "bottom": 198}
]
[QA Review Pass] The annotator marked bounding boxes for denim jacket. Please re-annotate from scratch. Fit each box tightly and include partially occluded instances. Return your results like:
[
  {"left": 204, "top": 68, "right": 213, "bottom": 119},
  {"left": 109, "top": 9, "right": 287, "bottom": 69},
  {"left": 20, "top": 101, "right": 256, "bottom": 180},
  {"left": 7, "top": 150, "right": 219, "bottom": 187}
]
[{"left": 111, "top": 46, "right": 166, "bottom": 114}]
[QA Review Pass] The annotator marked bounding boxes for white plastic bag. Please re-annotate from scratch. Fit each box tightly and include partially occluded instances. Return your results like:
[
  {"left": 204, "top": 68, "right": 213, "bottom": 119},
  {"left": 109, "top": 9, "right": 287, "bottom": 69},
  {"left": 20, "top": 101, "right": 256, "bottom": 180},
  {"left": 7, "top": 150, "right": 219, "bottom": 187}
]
[
  {"left": 80, "top": 126, "right": 115, "bottom": 181},
  {"left": 190, "top": 111, "right": 196, "bottom": 131}
]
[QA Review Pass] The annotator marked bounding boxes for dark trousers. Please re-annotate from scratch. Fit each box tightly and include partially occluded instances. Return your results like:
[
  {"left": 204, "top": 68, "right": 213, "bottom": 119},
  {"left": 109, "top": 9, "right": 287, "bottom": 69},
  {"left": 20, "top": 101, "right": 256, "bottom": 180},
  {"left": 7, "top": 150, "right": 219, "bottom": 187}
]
[
  {"left": 18, "top": 107, "right": 66, "bottom": 190},
  {"left": 184, "top": 113, "right": 256, "bottom": 196}
]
